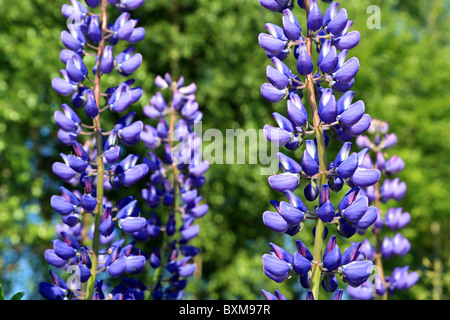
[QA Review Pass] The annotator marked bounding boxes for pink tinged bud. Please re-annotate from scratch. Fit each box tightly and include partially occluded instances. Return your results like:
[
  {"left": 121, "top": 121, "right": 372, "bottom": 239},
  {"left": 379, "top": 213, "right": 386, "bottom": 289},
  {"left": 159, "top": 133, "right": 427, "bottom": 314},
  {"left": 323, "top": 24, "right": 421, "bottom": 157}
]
[
  {"left": 334, "top": 57, "right": 360, "bottom": 84},
  {"left": 268, "top": 172, "right": 299, "bottom": 193},
  {"left": 263, "top": 211, "right": 289, "bottom": 233},
  {"left": 261, "top": 289, "right": 277, "bottom": 300},
  {"left": 338, "top": 186, "right": 360, "bottom": 211},
  {"left": 296, "top": 239, "right": 313, "bottom": 261},
  {"left": 341, "top": 242, "right": 361, "bottom": 265},
  {"left": 269, "top": 243, "right": 293, "bottom": 264},
  {"left": 261, "top": 83, "right": 287, "bottom": 103},
  {"left": 342, "top": 260, "right": 373, "bottom": 287}
]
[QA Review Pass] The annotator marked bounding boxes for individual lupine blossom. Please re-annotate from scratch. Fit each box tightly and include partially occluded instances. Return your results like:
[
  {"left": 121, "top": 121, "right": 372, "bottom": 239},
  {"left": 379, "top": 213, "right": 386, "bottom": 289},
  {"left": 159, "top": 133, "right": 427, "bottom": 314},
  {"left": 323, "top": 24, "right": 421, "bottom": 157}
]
[
  {"left": 139, "top": 73, "right": 209, "bottom": 300},
  {"left": 259, "top": 0, "right": 380, "bottom": 300},
  {"left": 40, "top": 0, "right": 149, "bottom": 300},
  {"left": 346, "top": 119, "right": 418, "bottom": 300}
]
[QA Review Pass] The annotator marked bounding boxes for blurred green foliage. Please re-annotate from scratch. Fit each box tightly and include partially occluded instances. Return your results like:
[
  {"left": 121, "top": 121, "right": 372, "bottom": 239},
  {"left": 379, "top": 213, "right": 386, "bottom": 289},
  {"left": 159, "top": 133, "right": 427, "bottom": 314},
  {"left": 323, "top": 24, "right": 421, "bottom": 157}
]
[{"left": 0, "top": 0, "right": 448, "bottom": 300}]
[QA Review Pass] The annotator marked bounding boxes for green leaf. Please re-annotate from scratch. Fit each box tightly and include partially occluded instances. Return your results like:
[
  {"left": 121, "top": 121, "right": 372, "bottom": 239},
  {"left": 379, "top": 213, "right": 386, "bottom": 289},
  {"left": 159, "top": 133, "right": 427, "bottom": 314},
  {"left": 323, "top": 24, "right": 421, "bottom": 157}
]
[
  {"left": 10, "top": 292, "right": 25, "bottom": 300},
  {"left": 0, "top": 283, "right": 4, "bottom": 300}
]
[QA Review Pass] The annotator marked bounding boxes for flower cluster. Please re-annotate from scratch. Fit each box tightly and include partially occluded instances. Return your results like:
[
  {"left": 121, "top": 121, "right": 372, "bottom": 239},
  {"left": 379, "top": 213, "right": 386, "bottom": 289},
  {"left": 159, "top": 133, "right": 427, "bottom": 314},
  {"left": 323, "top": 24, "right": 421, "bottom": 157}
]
[
  {"left": 139, "top": 73, "right": 209, "bottom": 300},
  {"left": 40, "top": 0, "right": 150, "bottom": 300},
  {"left": 258, "top": 0, "right": 381, "bottom": 300},
  {"left": 346, "top": 119, "right": 418, "bottom": 300}
]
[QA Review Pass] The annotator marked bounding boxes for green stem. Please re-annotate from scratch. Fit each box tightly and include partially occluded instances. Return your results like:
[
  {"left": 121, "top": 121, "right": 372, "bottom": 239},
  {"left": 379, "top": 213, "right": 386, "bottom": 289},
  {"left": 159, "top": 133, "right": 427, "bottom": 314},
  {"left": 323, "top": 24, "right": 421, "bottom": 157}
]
[
  {"left": 85, "top": 0, "right": 108, "bottom": 300},
  {"left": 304, "top": 1, "right": 328, "bottom": 297}
]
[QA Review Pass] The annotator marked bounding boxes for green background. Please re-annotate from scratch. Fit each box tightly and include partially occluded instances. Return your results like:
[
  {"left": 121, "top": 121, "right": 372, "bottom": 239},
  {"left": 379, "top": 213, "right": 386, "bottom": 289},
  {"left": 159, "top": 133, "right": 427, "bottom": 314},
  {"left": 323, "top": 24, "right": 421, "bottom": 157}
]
[{"left": 0, "top": 0, "right": 448, "bottom": 300}]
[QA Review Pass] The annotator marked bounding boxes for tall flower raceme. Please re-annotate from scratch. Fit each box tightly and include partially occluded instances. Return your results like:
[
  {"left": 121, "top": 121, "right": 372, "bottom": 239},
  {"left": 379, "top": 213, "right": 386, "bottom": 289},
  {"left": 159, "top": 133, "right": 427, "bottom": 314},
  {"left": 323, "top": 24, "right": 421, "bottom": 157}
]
[
  {"left": 258, "top": 0, "right": 381, "bottom": 300},
  {"left": 139, "top": 73, "right": 209, "bottom": 300},
  {"left": 345, "top": 119, "right": 418, "bottom": 300},
  {"left": 40, "top": 0, "right": 150, "bottom": 300}
]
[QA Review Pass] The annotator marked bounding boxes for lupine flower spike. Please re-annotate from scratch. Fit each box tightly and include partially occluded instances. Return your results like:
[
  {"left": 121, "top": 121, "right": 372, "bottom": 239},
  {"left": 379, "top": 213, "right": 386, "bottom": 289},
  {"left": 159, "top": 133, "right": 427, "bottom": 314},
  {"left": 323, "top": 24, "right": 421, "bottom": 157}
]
[
  {"left": 346, "top": 119, "right": 417, "bottom": 300},
  {"left": 259, "top": 0, "right": 379, "bottom": 300},
  {"left": 41, "top": 0, "right": 148, "bottom": 300},
  {"left": 140, "top": 74, "right": 209, "bottom": 300}
]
